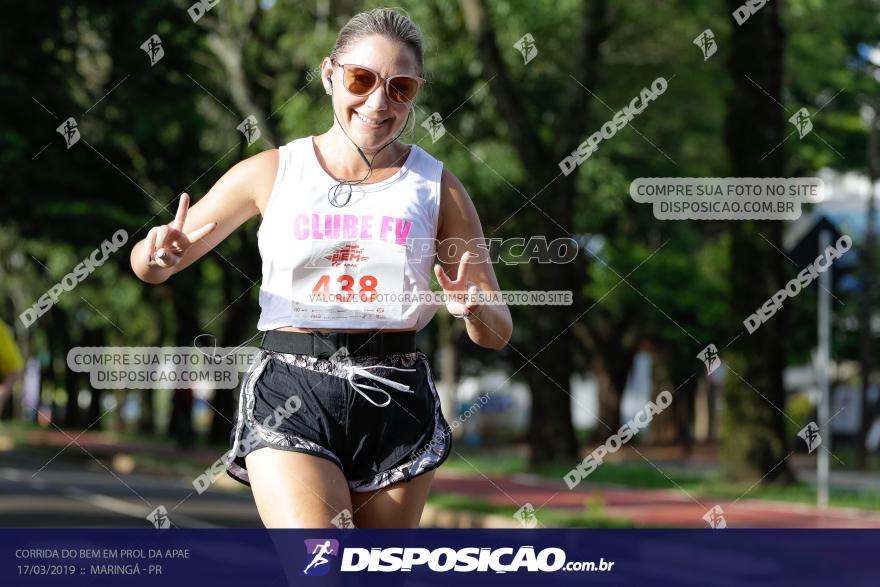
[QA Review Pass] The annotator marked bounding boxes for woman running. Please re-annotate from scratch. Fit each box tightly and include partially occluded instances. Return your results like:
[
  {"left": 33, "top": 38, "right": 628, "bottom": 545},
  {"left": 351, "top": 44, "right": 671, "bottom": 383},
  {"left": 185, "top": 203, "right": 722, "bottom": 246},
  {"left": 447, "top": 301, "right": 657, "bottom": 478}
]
[{"left": 130, "top": 7, "right": 512, "bottom": 528}]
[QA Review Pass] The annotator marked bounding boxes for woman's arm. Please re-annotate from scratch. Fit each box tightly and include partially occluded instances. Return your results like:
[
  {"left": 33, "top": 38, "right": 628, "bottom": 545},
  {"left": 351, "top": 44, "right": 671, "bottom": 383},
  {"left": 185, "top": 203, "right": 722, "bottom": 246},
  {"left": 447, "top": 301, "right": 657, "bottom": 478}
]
[
  {"left": 130, "top": 149, "right": 279, "bottom": 284},
  {"left": 435, "top": 168, "right": 513, "bottom": 350}
]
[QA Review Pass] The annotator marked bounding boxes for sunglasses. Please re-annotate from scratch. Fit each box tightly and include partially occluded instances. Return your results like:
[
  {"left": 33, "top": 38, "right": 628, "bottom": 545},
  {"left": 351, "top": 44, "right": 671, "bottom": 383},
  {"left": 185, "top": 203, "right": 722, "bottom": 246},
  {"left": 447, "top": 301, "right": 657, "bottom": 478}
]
[{"left": 332, "top": 59, "right": 425, "bottom": 104}]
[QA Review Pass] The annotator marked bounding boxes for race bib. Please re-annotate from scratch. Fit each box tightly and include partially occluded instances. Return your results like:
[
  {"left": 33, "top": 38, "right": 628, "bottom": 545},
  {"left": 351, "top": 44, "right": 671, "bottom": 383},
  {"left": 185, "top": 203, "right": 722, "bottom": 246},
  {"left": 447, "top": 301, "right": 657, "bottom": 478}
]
[{"left": 291, "top": 240, "right": 406, "bottom": 321}]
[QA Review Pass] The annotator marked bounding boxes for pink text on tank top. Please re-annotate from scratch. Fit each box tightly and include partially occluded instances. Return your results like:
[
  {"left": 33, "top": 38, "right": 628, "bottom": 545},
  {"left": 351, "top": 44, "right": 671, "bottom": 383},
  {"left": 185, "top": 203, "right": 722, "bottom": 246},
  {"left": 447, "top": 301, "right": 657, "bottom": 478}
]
[{"left": 292, "top": 213, "right": 412, "bottom": 245}]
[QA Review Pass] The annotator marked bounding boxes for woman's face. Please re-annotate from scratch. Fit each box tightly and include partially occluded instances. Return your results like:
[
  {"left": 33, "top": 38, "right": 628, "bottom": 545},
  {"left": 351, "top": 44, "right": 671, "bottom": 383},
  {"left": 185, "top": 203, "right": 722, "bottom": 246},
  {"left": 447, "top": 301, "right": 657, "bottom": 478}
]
[{"left": 323, "top": 35, "right": 420, "bottom": 151}]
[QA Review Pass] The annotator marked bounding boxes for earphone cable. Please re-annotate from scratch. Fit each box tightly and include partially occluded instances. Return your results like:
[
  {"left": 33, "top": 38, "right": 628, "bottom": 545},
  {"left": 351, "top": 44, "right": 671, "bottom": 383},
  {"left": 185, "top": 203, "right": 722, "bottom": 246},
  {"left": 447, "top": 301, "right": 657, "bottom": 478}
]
[{"left": 326, "top": 94, "right": 414, "bottom": 207}]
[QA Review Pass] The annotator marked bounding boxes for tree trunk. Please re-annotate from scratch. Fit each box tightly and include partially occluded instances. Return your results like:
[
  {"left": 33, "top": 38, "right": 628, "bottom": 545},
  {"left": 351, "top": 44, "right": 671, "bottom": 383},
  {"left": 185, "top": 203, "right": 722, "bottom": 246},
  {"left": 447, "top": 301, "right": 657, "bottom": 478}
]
[
  {"left": 523, "top": 314, "right": 579, "bottom": 465},
  {"left": 138, "top": 289, "right": 159, "bottom": 435},
  {"left": 138, "top": 389, "right": 155, "bottom": 435},
  {"left": 51, "top": 309, "right": 82, "bottom": 429},
  {"left": 593, "top": 361, "right": 623, "bottom": 442},
  {"left": 523, "top": 176, "right": 582, "bottom": 463},
  {"left": 648, "top": 346, "right": 677, "bottom": 444},
  {"left": 666, "top": 350, "right": 700, "bottom": 454},
  {"left": 169, "top": 274, "right": 199, "bottom": 447},
  {"left": 721, "top": 0, "right": 793, "bottom": 482},
  {"left": 458, "top": 0, "right": 608, "bottom": 466},
  {"left": 82, "top": 326, "right": 106, "bottom": 430}
]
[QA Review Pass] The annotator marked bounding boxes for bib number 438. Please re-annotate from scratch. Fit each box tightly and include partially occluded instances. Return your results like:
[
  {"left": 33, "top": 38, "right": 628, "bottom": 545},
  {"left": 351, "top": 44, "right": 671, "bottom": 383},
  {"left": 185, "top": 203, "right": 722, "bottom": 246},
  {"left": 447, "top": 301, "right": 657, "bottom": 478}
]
[{"left": 312, "top": 274, "right": 378, "bottom": 302}]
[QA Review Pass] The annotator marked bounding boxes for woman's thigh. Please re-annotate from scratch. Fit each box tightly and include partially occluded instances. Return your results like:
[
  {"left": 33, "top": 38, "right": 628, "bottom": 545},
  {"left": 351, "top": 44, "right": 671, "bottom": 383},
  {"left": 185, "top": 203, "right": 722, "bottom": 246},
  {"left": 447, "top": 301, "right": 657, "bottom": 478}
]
[
  {"left": 350, "top": 469, "right": 436, "bottom": 528},
  {"left": 246, "top": 447, "right": 353, "bottom": 528}
]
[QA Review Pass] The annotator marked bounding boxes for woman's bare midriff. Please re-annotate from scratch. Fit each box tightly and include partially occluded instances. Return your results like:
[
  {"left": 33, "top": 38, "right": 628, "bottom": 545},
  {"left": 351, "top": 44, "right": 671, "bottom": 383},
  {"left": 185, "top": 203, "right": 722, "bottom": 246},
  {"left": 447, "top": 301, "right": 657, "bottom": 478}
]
[{"left": 275, "top": 326, "right": 416, "bottom": 333}]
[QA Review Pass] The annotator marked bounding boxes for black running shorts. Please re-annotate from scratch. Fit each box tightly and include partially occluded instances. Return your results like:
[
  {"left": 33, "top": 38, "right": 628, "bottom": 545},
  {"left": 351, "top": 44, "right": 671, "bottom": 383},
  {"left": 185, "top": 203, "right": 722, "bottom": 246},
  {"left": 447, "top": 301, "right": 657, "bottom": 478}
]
[{"left": 225, "top": 346, "right": 453, "bottom": 492}]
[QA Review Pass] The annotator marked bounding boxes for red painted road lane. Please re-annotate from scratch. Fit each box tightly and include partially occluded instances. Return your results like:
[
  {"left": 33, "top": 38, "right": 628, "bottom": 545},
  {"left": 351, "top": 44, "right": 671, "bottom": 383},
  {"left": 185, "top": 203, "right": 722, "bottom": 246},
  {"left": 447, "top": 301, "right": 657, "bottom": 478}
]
[{"left": 432, "top": 471, "right": 880, "bottom": 528}]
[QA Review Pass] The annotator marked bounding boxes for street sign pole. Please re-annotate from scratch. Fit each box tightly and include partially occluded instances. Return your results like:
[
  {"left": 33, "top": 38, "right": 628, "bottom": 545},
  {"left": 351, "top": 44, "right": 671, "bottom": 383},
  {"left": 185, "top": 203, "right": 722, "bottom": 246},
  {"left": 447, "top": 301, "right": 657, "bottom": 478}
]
[{"left": 817, "top": 228, "right": 831, "bottom": 509}]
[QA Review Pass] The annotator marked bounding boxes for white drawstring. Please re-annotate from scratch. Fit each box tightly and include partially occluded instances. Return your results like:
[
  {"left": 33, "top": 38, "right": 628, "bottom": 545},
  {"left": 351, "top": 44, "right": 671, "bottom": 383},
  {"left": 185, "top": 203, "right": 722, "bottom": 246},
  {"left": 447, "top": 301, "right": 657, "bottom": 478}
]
[{"left": 341, "top": 364, "right": 417, "bottom": 408}]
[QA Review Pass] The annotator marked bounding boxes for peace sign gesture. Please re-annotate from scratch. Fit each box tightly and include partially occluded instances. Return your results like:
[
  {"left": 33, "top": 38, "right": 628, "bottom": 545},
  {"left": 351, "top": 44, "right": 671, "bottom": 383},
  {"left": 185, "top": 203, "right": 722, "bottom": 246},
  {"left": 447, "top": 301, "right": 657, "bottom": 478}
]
[
  {"left": 434, "top": 251, "right": 482, "bottom": 320},
  {"left": 146, "top": 193, "right": 217, "bottom": 268}
]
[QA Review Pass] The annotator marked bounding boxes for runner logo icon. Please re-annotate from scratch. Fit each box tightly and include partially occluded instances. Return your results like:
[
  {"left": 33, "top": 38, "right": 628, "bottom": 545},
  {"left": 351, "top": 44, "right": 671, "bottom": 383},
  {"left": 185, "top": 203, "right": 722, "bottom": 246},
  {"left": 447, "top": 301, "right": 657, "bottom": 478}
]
[{"left": 301, "top": 539, "right": 339, "bottom": 576}]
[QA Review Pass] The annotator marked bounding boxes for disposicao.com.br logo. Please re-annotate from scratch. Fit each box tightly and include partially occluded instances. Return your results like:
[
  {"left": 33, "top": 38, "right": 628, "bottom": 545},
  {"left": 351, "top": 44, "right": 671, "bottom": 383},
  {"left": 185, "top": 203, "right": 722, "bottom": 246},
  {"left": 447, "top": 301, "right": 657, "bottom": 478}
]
[{"left": 301, "top": 540, "right": 614, "bottom": 574}]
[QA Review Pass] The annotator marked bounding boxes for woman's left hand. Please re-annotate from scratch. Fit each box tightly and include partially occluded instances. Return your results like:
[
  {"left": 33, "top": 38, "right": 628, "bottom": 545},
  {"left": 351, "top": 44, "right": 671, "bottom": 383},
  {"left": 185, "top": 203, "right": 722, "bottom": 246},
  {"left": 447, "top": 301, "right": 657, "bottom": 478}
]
[{"left": 434, "top": 251, "right": 482, "bottom": 320}]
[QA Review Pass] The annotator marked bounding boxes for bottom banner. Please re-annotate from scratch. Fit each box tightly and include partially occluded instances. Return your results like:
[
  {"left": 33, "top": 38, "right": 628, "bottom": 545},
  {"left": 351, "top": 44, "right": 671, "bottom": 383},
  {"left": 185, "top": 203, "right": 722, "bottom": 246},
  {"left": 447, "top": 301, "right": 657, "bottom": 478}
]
[{"left": 1, "top": 529, "right": 876, "bottom": 586}]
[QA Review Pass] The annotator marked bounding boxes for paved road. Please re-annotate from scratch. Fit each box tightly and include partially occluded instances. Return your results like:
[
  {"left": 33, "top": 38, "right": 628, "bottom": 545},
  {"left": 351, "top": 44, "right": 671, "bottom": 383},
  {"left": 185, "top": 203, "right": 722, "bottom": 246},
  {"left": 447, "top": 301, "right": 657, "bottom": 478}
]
[
  {"left": 5, "top": 439, "right": 880, "bottom": 528},
  {"left": 0, "top": 448, "right": 261, "bottom": 528}
]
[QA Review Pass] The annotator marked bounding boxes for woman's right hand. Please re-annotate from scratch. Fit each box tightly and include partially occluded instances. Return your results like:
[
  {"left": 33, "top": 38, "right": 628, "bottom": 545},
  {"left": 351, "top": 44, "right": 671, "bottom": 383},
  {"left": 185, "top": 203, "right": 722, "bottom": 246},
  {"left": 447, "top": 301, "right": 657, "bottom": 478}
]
[{"left": 146, "top": 193, "right": 217, "bottom": 269}]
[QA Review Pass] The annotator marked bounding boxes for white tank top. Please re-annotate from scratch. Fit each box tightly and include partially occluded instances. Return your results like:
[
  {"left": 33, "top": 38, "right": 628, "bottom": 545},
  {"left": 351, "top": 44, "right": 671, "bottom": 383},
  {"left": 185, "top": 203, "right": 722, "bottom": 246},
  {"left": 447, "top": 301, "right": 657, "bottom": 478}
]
[{"left": 256, "top": 136, "right": 443, "bottom": 332}]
